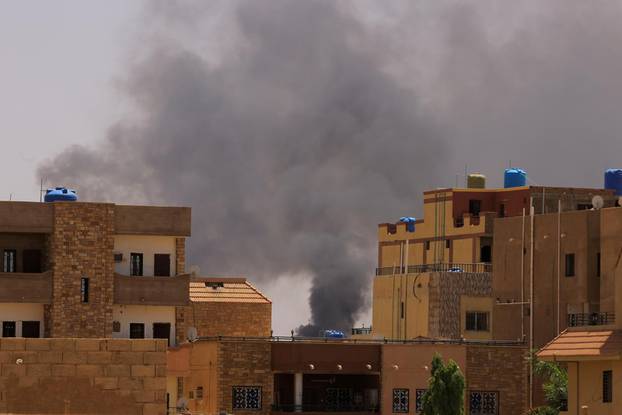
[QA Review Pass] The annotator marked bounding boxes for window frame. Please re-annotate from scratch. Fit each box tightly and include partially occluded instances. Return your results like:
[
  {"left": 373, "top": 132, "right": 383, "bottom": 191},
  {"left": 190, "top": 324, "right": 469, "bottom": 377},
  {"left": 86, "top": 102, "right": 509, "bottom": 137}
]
[
  {"left": 603, "top": 370, "right": 613, "bottom": 403},
  {"left": 415, "top": 389, "right": 427, "bottom": 413},
  {"left": 21, "top": 321, "right": 40, "bottom": 338},
  {"left": 465, "top": 311, "right": 489, "bottom": 332},
  {"left": 469, "top": 390, "right": 499, "bottom": 415},
  {"left": 2, "top": 321, "right": 16, "bottom": 337},
  {"left": 565, "top": 253, "right": 576, "bottom": 277},
  {"left": 3, "top": 249, "right": 17, "bottom": 273},
  {"left": 153, "top": 253, "right": 171, "bottom": 277},
  {"left": 80, "top": 277, "right": 90, "bottom": 303},
  {"left": 129, "top": 323, "right": 145, "bottom": 339},
  {"left": 392, "top": 388, "right": 409, "bottom": 413},
  {"left": 232, "top": 386, "right": 262, "bottom": 411},
  {"left": 130, "top": 252, "right": 144, "bottom": 276}
]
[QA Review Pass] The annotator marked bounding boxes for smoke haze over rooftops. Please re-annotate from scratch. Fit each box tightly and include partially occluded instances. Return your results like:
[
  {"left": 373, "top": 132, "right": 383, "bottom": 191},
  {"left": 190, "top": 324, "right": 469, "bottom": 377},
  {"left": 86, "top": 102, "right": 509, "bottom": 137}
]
[{"left": 39, "top": 0, "right": 622, "bottom": 333}]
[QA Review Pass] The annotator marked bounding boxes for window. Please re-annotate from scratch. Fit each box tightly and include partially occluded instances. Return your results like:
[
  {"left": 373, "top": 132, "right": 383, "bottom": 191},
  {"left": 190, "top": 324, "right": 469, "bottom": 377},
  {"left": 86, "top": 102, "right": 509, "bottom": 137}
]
[
  {"left": 22, "top": 249, "right": 42, "bottom": 273},
  {"left": 392, "top": 389, "right": 409, "bottom": 413},
  {"left": 80, "top": 277, "right": 89, "bottom": 303},
  {"left": 326, "top": 388, "right": 353, "bottom": 410},
  {"left": 597, "top": 252, "right": 601, "bottom": 277},
  {"left": 578, "top": 203, "right": 591, "bottom": 210},
  {"left": 466, "top": 312, "right": 489, "bottom": 331},
  {"left": 177, "top": 378, "right": 184, "bottom": 401},
  {"left": 469, "top": 199, "right": 482, "bottom": 216},
  {"left": 603, "top": 370, "right": 612, "bottom": 403},
  {"left": 3, "top": 249, "right": 16, "bottom": 273},
  {"left": 400, "top": 302, "right": 405, "bottom": 319},
  {"left": 22, "top": 321, "right": 40, "bottom": 338},
  {"left": 153, "top": 323, "right": 171, "bottom": 346},
  {"left": 425, "top": 241, "right": 430, "bottom": 250},
  {"left": 469, "top": 391, "right": 498, "bottom": 415},
  {"left": 233, "top": 386, "right": 262, "bottom": 410},
  {"left": 499, "top": 204, "right": 506, "bottom": 218},
  {"left": 196, "top": 386, "right": 203, "bottom": 399},
  {"left": 480, "top": 245, "right": 492, "bottom": 263},
  {"left": 446, "top": 239, "right": 451, "bottom": 249},
  {"left": 129, "top": 323, "right": 145, "bottom": 339},
  {"left": 565, "top": 253, "right": 575, "bottom": 277},
  {"left": 113, "top": 321, "right": 121, "bottom": 333},
  {"left": 415, "top": 389, "right": 427, "bottom": 413},
  {"left": 154, "top": 254, "right": 171, "bottom": 277},
  {"left": 2, "top": 321, "right": 16, "bottom": 337},
  {"left": 130, "top": 253, "right": 143, "bottom": 276}
]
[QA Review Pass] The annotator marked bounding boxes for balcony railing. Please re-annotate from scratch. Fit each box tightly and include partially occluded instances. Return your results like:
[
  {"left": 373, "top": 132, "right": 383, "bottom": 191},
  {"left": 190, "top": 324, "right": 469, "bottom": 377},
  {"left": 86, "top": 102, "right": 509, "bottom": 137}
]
[
  {"left": 272, "top": 404, "right": 379, "bottom": 413},
  {"left": 567, "top": 312, "right": 615, "bottom": 327},
  {"left": 0, "top": 271, "right": 52, "bottom": 303},
  {"left": 376, "top": 263, "right": 492, "bottom": 276},
  {"left": 114, "top": 273, "right": 190, "bottom": 306},
  {"left": 351, "top": 327, "right": 372, "bottom": 336}
]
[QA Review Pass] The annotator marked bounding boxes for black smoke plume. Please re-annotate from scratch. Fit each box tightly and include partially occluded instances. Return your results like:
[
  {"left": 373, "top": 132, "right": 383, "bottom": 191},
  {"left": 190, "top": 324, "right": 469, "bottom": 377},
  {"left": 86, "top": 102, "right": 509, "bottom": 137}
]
[{"left": 38, "top": 0, "right": 446, "bottom": 335}]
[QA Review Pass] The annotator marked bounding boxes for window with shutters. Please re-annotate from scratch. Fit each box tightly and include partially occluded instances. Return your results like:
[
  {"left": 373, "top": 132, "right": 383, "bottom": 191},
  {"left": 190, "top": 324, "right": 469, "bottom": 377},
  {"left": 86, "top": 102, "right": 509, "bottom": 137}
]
[{"left": 130, "top": 253, "right": 143, "bottom": 276}]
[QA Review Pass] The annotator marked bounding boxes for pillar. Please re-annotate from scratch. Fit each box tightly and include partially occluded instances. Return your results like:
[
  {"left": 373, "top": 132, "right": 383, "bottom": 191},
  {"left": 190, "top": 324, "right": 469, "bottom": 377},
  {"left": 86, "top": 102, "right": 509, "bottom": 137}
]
[{"left": 294, "top": 372, "right": 303, "bottom": 412}]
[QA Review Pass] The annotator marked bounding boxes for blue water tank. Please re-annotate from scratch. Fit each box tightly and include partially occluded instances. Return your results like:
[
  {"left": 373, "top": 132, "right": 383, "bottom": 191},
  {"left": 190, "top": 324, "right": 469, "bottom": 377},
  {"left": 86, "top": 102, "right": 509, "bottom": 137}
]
[
  {"left": 605, "top": 169, "right": 622, "bottom": 196},
  {"left": 44, "top": 187, "right": 78, "bottom": 202},
  {"left": 399, "top": 217, "right": 416, "bottom": 232},
  {"left": 324, "top": 330, "right": 345, "bottom": 339},
  {"left": 504, "top": 168, "right": 527, "bottom": 188}
]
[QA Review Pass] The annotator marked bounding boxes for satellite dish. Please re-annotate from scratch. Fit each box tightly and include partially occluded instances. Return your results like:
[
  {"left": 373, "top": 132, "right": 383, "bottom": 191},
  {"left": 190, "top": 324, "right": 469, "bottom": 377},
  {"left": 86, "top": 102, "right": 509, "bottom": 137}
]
[
  {"left": 187, "top": 326, "right": 198, "bottom": 342},
  {"left": 592, "top": 195, "right": 604, "bottom": 209},
  {"left": 189, "top": 265, "right": 201, "bottom": 276},
  {"left": 618, "top": 196, "right": 622, "bottom": 207}
]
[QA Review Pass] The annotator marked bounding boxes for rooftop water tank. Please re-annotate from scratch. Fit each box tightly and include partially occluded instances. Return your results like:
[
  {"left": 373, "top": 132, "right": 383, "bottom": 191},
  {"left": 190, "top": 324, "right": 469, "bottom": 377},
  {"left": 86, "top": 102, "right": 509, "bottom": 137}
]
[
  {"left": 324, "top": 330, "right": 345, "bottom": 339},
  {"left": 44, "top": 187, "right": 78, "bottom": 202},
  {"left": 467, "top": 173, "right": 486, "bottom": 189},
  {"left": 605, "top": 169, "right": 622, "bottom": 196},
  {"left": 504, "top": 168, "right": 527, "bottom": 188},
  {"left": 399, "top": 217, "right": 416, "bottom": 232}
]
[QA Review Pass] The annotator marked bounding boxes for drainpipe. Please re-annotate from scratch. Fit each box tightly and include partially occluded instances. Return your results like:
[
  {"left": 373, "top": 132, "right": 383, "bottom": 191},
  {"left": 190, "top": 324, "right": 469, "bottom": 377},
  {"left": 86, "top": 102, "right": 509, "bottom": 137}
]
[
  {"left": 557, "top": 199, "right": 561, "bottom": 334},
  {"left": 529, "top": 202, "right": 535, "bottom": 409},
  {"left": 521, "top": 207, "right": 525, "bottom": 340},
  {"left": 294, "top": 373, "right": 303, "bottom": 412}
]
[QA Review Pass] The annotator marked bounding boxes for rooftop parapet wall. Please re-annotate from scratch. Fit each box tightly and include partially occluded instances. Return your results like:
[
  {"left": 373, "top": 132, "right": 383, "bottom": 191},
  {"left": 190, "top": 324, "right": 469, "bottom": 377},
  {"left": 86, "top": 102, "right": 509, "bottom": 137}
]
[{"left": 0, "top": 338, "right": 167, "bottom": 415}]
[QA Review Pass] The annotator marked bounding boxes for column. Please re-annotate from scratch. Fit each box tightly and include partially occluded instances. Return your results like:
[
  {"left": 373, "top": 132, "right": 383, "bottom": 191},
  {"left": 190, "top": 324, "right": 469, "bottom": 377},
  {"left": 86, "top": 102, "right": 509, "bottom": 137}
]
[{"left": 294, "top": 372, "right": 303, "bottom": 412}]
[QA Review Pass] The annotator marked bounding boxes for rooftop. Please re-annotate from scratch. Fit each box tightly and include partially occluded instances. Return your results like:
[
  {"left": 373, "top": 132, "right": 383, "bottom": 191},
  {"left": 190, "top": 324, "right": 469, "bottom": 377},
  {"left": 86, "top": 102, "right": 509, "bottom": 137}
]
[
  {"left": 189, "top": 277, "right": 271, "bottom": 304},
  {"left": 537, "top": 326, "right": 622, "bottom": 360}
]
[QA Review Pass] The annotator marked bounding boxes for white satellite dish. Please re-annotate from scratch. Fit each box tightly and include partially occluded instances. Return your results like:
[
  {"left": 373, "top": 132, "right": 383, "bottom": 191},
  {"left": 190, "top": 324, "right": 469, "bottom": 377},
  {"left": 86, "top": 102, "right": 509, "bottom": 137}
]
[
  {"left": 617, "top": 196, "right": 622, "bottom": 207},
  {"left": 592, "top": 195, "right": 604, "bottom": 210},
  {"left": 189, "top": 265, "right": 201, "bottom": 276},
  {"left": 187, "top": 326, "right": 198, "bottom": 342}
]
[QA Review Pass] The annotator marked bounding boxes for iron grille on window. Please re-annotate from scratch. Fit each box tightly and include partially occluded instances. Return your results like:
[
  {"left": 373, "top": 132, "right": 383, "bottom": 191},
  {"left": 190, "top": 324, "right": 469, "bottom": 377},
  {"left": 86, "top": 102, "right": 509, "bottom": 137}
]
[
  {"left": 233, "top": 386, "right": 262, "bottom": 410},
  {"left": 603, "top": 370, "right": 612, "bottom": 403},
  {"left": 469, "top": 391, "right": 498, "bottom": 415},
  {"left": 392, "top": 389, "right": 409, "bottom": 413},
  {"left": 415, "top": 389, "right": 427, "bottom": 413}
]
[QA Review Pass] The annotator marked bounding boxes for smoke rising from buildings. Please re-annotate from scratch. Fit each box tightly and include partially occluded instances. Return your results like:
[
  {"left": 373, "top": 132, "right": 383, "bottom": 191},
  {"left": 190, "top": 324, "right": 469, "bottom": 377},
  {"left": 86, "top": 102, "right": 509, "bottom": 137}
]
[{"left": 39, "top": 0, "right": 622, "bottom": 333}]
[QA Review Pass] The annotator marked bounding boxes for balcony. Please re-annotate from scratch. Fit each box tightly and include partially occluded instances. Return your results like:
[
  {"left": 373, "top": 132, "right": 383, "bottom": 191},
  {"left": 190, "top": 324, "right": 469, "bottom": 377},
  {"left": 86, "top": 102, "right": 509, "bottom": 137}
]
[
  {"left": 376, "top": 263, "right": 492, "bottom": 276},
  {"left": 113, "top": 273, "right": 189, "bottom": 306},
  {"left": 567, "top": 312, "right": 615, "bottom": 327},
  {"left": 0, "top": 271, "right": 52, "bottom": 303}
]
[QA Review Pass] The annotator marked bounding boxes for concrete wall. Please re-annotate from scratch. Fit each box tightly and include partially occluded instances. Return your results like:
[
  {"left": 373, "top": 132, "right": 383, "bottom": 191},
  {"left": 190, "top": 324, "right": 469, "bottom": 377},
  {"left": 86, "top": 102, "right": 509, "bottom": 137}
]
[
  {"left": 0, "top": 338, "right": 167, "bottom": 415},
  {"left": 0, "top": 303, "right": 44, "bottom": 337},
  {"left": 112, "top": 305, "right": 176, "bottom": 346},
  {"left": 175, "top": 302, "right": 272, "bottom": 344},
  {"left": 600, "top": 208, "right": 622, "bottom": 316},
  {"left": 565, "top": 360, "right": 621, "bottom": 415},
  {"left": 380, "top": 343, "right": 467, "bottom": 415},
  {"left": 114, "top": 235, "right": 177, "bottom": 277},
  {"left": 114, "top": 205, "right": 191, "bottom": 237},
  {"left": 0, "top": 233, "right": 46, "bottom": 272}
]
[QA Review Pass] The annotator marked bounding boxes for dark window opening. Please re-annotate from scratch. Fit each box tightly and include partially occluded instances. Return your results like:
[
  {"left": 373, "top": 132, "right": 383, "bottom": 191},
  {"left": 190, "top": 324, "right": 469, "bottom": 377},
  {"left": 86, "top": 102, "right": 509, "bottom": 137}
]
[
  {"left": 565, "top": 254, "right": 575, "bottom": 277},
  {"left": 597, "top": 252, "right": 601, "bottom": 277},
  {"left": 425, "top": 241, "right": 430, "bottom": 250},
  {"left": 400, "top": 302, "right": 404, "bottom": 319},
  {"left": 577, "top": 203, "right": 591, "bottom": 210},
  {"left": 603, "top": 370, "right": 612, "bottom": 403},
  {"left": 22, "top": 321, "right": 40, "bottom": 338},
  {"left": 80, "top": 277, "right": 89, "bottom": 303},
  {"left": 3, "top": 249, "right": 16, "bottom": 273},
  {"left": 466, "top": 312, "right": 489, "bottom": 332},
  {"left": 154, "top": 254, "right": 171, "bottom": 277},
  {"left": 153, "top": 322, "right": 171, "bottom": 346},
  {"left": 130, "top": 253, "right": 143, "bottom": 276},
  {"left": 446, "top": 239, "right": 451, "bottom": 249},
  {"left": 2, "top": 321, "right": 16, "bottom": 337},
  {"left": 196, "top": 386, "right": 204, "bottom": 399},
  {"left": 499, "top": 204, "right": 506, "bottom": 218},
  {"left": 480, "top": 245, "right": 492, "bottom": 263},
  {"left": 130, "top": 323, "right": 145, "bottom": 339},
  {"left": 22, "top": 249, "right": 42, "bottom": 273},
  {"left": 469, "top": 199, "right": 482, "bottom": 216}
]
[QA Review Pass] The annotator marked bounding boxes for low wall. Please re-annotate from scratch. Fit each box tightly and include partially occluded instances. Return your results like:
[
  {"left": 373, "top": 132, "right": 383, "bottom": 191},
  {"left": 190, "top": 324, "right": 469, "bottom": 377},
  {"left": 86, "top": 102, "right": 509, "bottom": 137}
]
[{"left": 0, "top": 338, "right": 167, "bottom": 415}]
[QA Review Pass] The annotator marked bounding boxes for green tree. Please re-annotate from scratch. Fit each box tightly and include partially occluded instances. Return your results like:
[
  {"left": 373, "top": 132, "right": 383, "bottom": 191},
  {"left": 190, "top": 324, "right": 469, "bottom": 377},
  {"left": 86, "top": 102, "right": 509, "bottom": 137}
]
[
  {"left": 421, "top": 353, "right": 465, "bottom": 415},
  {"left": 531, "top": 354, "right": 568, "bottom": 413}
]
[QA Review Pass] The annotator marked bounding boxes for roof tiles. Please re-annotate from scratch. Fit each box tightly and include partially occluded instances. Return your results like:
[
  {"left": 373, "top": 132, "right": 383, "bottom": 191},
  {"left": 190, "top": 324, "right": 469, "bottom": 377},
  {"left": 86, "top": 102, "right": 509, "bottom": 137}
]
[
  {"left": 189, "top": 278, "right": 271, "bottom": 304},
  {"left": 537, "top": 328, "right": 622, "bottom": 360}
]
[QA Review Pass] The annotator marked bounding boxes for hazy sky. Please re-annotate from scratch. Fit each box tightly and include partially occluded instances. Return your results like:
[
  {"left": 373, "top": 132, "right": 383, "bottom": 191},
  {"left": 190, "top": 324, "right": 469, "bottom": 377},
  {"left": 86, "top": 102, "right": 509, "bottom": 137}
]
[{"left": 6, "top": 1, "right": 622, "bottom": 334}]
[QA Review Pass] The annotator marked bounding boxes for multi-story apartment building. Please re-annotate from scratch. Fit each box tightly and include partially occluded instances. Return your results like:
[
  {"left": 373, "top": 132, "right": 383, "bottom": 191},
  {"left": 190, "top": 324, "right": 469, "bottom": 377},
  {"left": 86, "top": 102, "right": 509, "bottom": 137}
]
[{"left": 0, "top": 200, "right": 190, "bottom": 345}]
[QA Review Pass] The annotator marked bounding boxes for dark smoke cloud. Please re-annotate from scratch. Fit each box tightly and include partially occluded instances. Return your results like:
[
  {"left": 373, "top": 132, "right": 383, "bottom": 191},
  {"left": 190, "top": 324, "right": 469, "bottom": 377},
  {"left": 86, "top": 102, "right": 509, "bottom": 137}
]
[
  {"left": 38, "top": 0, "right": 446, "bottom": 334},
  {"left": 40, "top": 0, "right": 622, "bottom": 334}
]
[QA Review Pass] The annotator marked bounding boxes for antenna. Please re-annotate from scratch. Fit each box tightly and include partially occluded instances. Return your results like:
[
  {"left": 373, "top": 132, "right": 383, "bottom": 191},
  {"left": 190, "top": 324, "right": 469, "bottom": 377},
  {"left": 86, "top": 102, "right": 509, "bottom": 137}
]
[
  {"left": 187, "top": 326, "right": 198, "bottom": 342},
  {"left": 592, "top": 195, "right": 604, "bottom": 210},
  {"left": 39, "top": 177, "right": 45, "bottom": 202}
]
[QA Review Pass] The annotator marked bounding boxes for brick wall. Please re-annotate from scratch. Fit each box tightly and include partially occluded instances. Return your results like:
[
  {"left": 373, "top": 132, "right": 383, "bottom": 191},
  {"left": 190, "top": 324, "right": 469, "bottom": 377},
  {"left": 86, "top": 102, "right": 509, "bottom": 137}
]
[
  {"left": 428, "top": 272, "right": 492, "bottom": 338},
  {"left": 0, "top": 338, "right": 167, "bottom": 415},
  {"left": 175, "top": 302, "right": 271, "bottom": 343},
  {"left": 175, "top": 238, "right": 185, "bottom": 275},
  {"left": 466, "top": 345, "right": 528, "bottom": 415},
  {"left": 217, "top": 341, "right": 272, "bottom": 414},
  {"left": 47, "top": 203, "right": 115, "bottom": 337}
]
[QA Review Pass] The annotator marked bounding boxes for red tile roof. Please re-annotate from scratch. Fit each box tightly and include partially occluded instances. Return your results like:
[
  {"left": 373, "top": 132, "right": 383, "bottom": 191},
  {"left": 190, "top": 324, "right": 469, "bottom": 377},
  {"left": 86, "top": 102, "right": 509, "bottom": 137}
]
[
  {"left": 537, "top": 327, "right": 622, "bottom": 360},
  {"left": 189, "top": 277, "right": 271, "bottom": 304}
]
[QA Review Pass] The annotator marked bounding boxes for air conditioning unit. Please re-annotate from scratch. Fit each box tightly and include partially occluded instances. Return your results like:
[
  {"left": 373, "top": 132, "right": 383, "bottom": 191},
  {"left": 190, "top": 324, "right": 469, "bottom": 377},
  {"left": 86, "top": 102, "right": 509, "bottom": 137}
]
[{"left": 113, "top": 253, "right": 123, "bottom": 262}]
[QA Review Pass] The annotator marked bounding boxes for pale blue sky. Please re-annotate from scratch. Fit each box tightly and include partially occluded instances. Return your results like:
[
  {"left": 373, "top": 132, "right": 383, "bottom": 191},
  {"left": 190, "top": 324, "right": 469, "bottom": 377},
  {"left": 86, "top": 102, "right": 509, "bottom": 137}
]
[{"left": 0, "top": 1, "right": 139, "bottom": 200}]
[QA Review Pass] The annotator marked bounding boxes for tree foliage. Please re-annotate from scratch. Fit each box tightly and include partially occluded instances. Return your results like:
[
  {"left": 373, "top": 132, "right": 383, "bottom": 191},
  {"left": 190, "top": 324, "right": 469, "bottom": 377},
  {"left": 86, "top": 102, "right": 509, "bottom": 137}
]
[
  {"left": 532, "top": 355, "right": 568, "bottom": 413},
  {"left": 421, "top": 353, "right": 465, "bottom": 415}
]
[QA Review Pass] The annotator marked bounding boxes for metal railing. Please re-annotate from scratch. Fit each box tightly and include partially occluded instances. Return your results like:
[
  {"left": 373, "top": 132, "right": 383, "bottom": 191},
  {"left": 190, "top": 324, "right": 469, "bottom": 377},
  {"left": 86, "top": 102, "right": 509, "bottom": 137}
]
[
  {"left": 272, "top": 404, "right": 379, "bottom": 413},
  {"left": 567, "top": 312, "right": 615, "bottom": 327},
  {"left": 376, "top": 263, "right": 492, "bottom": 276},
  {"left": 351, "top": 327, "right": 372, "bottom": 336}
]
